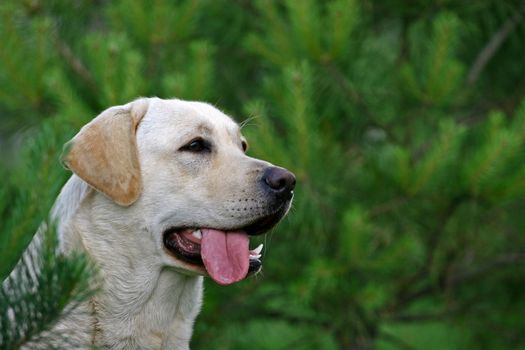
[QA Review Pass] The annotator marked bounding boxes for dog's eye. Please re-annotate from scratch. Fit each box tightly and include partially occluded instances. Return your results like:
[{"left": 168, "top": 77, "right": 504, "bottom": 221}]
[
  {"left": 241, "top": 140, "right": 248, "bottom": 152},
  {"left": 180, "top": 138, "right": 210, "bottom": 153}
]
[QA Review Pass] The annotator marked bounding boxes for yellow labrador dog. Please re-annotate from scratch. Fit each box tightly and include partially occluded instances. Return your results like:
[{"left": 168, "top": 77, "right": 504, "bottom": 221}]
[{"left": 49, "top": 97, "right": 295, "bottom": 349}]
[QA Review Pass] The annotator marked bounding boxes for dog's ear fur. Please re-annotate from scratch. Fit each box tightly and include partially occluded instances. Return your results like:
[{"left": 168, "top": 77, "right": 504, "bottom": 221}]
[{"left": 61, "top": 98, "right": 150, "bottom": 206}]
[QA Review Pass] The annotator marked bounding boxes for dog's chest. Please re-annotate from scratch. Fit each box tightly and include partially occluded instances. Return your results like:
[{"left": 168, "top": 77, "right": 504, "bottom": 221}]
[{"left": 96, "top": 272, "right": 203, "bottom": 350}]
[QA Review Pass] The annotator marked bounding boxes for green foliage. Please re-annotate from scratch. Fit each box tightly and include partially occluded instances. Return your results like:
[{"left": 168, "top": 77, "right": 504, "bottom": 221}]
[
  {"left": 0, "top": 4, "right": 55, "bottom": 130},
  {"left": 0, "top": 118, "right": 73, "bottom": 281},
  {"left": 1, "top": 0, "right": 525, "bottom": 349},
  {"left": 198, "top": 319, "right": 338, "bottom": 350},
  {"left": 0, "top": 224, "right": 95, "bottom": 349},
  {"left": 400, "top": 12, "right": 465, "bottom": 106},
  {"left": 0, "top": 93, "right": 95, "bottom": 348}
]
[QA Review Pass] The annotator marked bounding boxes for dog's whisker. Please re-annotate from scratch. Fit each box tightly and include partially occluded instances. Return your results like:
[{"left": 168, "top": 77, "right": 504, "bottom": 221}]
[{"left": 239, "top": 115, "right": 258, "bottom": 129}]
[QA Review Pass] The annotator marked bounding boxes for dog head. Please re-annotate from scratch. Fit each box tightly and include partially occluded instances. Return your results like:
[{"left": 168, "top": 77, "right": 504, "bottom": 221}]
[{"left": 62, "top": 97, "right": 295, "bottom": 285}]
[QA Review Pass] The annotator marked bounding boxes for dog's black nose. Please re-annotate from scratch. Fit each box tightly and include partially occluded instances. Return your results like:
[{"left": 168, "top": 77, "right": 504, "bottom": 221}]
[{"left": 262, "top": 167, "right": 296, "bottom": 198}]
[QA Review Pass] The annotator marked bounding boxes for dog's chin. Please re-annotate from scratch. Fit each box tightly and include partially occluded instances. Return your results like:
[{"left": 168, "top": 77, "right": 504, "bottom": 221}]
[
  {"left": 164, "top": 259, "right": 207, "bottom": 277},
  {"left": 161, "top": 204, "right": 290, "bottom": 282}
]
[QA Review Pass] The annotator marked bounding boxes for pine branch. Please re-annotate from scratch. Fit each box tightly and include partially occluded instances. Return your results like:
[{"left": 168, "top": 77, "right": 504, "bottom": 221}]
[
  {"left": 54, "top": 38, "right": 96, "bottom": 90},
  {"left": 386, "top": 309, "right": 459, "bottom": 323},
  {"left": 368, "top": 197, "right": 407, "bottom": 218},
  {"left": 394, "top": 252, "right": 525, "bottom": 309},
  {"left": 467, "top": 8, "right": 525, "bottom": 85},
  {"left": 322, "top": 62, "right": 384, "bottom": 129},
  {"left": 386, "top": 196, "right": 466, "bottom": 313},
  {"left": 0, "top": 223, "right": 96, "bottom": 350},
  {"left": 379, "top": 331, "right": 417, "bottom": 350}
]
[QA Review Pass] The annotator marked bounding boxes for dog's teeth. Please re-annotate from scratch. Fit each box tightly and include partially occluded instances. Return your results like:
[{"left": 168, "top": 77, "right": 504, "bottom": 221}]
[
  {"left": 250, "top": 254, "right": 261, "bottom": 260},
  {"left": 253, "top": 243, "right": 263, "bottom": 255},
  {"left": 192, "top": 229, "right": 202, "bottom": 240}
]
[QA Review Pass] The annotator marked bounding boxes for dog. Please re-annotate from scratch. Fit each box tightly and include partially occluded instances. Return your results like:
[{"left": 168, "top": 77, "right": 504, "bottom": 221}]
[{"left": 28, "top": 97, "right": 295, "bottom": 349}]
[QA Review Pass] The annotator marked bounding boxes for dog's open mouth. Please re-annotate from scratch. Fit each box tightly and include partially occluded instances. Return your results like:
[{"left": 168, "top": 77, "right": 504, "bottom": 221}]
[
  {"left": 163, "top": 204, "right": 289, "bottom": 285},
  {"left": 163, "top": 228, "right": 263, "bottom": 285}
]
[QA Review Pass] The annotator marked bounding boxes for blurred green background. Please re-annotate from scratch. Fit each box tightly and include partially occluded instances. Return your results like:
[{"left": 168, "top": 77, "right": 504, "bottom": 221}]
[{"left": 1, "top": 0, "right": 525, "bottom": 349}]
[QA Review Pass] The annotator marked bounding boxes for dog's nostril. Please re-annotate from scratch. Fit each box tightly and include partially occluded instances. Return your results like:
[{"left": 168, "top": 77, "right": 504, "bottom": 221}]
[{"left": 262, "top": 167, "right": 296, "bottom": 194}]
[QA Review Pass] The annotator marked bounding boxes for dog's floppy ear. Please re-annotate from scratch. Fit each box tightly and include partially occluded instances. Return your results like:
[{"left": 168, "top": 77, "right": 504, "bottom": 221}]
[{"left": 61, "top": 98, "right": 150, "bottom": 206}]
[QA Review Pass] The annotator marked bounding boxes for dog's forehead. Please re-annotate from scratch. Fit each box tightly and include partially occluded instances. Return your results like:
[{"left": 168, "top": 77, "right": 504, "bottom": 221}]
[{"left": 142, "top": 98, "right": 241, "bottom": 140}]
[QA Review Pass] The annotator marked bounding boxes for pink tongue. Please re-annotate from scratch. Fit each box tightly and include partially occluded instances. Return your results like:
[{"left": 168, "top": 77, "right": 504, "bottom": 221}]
[{"left": 201, "top": 229, "right": 249, "bottom": 285}]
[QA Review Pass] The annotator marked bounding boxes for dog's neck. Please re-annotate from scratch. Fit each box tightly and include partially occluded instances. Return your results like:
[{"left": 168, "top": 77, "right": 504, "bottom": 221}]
[{"left": 53, "top": 176, "right": 203, "bottom": 350}]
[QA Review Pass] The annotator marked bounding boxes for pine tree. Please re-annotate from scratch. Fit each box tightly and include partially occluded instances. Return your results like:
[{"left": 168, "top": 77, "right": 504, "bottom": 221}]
[{"left": 1, "top": 0, "right": 525, "bottom": 349}]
